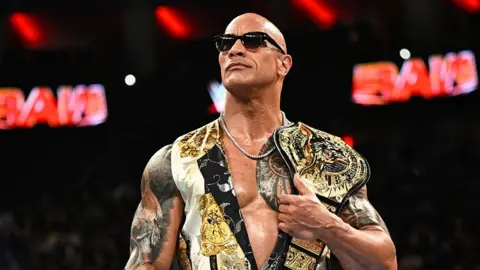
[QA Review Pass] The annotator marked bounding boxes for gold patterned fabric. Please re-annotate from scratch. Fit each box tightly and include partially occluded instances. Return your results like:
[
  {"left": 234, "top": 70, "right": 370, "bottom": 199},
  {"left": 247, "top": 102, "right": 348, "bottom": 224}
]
[
  {"left": 198, "top": 193, "right": 239, "bottom": 256},
  {"left": 178, "top": 121, "right": 220, "bottom": 158}
]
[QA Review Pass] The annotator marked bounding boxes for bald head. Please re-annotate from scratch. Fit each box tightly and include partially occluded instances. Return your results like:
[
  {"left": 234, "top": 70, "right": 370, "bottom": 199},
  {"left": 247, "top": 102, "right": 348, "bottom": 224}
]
[
  {"left": 218, "top": 13, "right": 293, "bottom": 95},
  {"left": 225, "top": 13, "right": 287, "bottom": 54}
]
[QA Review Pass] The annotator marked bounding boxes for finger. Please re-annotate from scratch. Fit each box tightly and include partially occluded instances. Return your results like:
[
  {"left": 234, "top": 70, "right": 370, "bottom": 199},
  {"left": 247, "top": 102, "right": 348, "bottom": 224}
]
[
  {"left": 294, "top": 174, "right": 314, "bottom": 196},
  {"left": 278, "top": 222, "right": 292, "bottom": 234},
  {"left": 279, "top": 204, "right": 290, "bottom": 214},
  {"left": 278, "top": 213, "right": 294, "bottom": 223},
  {"left": 279, "top": 194, "right": 297, "bottom": 204}
]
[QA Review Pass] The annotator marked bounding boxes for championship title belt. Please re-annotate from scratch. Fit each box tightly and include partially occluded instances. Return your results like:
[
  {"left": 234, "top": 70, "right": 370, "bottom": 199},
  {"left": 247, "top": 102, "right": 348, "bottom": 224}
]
[{"left": 273, "top": 122, "right": 370, "bottom": 270}]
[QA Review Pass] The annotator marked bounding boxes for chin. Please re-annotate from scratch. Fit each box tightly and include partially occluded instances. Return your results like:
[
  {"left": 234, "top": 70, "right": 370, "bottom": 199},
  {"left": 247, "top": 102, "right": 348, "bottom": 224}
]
[{"left": 223, "top": 78, "right": 252, "bottom": 91}]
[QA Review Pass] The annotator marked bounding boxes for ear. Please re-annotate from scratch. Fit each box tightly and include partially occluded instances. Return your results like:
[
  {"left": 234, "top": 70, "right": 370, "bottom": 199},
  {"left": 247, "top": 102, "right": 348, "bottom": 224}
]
[{"left": 278, "top": 54, "right": 293, "bottom": 77}]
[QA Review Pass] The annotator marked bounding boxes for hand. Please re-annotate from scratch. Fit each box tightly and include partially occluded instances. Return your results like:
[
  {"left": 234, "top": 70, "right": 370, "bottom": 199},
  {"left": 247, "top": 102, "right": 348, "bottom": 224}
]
[{"left": 278, "top": 174, "right": 335, "bottom": 241}]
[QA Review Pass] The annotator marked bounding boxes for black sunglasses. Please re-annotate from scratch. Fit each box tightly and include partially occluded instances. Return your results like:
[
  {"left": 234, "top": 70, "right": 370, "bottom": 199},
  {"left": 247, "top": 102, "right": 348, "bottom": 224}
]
[{"left": 214, "top": 32, "right": 286, "bottom": 55}]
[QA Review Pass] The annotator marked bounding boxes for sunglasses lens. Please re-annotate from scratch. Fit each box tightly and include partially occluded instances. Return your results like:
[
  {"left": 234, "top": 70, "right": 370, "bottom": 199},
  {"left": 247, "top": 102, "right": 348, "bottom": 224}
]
[
  {"left": 215, "top": 36, "right": 236, "bottom": 51},
  {"left": 242, "top": 33, "right": 263, "bottom": 49},
  {"left": 215, "top": 33, "right": 264, "bottom": 52}
]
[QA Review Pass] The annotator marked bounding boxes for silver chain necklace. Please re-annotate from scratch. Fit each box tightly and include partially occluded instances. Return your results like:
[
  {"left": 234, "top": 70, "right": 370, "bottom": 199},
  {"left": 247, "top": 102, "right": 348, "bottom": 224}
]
[{"left": 219, "top": 112, "right": 285, "bottom": 160}]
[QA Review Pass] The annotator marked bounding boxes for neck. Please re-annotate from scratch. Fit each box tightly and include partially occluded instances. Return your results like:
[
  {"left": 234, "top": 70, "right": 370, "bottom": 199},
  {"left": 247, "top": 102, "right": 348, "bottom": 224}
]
[{"left": 222, "top": 85, "right": 283, "bottom": 145}]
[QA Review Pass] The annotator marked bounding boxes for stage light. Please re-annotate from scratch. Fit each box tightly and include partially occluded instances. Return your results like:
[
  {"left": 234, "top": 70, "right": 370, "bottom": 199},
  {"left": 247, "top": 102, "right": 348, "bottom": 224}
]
[
  {"left": 292, "top": 0, "right": 336, "bottom": 29},
  {"left": 400, "top": 48, "right": 411, "bottom": 60},
  {"left": 342, "top": 135, "right": 354, "bottom": 147},
  {"left": 10, "top": 12, "right": 41, "bottom": 45},
  {"left": 155, "top": 6, "right": 191, "bottom": 38},
  {"left": 125, "top": 74, "right": 136, "bottom": 86},
  {"left": 453, "top": 0, "right": 480, "bottom": 13}
]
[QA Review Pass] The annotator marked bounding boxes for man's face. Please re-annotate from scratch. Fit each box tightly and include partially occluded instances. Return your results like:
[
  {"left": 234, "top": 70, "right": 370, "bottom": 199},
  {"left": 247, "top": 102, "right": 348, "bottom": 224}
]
[{"left": 218, "top": 19, "right": 284, "bottom": 91}]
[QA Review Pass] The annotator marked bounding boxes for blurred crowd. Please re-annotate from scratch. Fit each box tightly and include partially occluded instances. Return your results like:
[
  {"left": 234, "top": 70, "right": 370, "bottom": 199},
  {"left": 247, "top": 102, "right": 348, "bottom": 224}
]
[
  {"left": 0, "top": 175, "right": 137, "bottom": 270},
  {"left": 359, "top": 117, "right": 480, "bottom": 270},
  {"left": 1, "top": 119, "right": 480, "bottom": 270}
]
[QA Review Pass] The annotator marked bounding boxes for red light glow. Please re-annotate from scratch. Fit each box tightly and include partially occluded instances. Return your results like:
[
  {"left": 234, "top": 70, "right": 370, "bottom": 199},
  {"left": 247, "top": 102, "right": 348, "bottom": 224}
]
[
  {"left": 453, "top": 0, "right": 480, "bottom": 13},
  {"left": 208, "top": 104, "right": 218, "bottom": 114},
  {"left": 10, "top": 12, "right": 41, "bottom": 45},
  {"left": 342, "top": 136, "right": 354, "bottom": 148},
  {"left": 155, "top": 6, "right": 191, "bottom": 38},
  {"left": 292, "top": 0, "right": 336, "bottom": 28}
]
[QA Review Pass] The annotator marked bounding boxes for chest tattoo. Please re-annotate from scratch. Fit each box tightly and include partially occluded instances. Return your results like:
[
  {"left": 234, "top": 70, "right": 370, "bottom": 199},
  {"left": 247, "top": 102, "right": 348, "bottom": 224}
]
[{"left": 256, "top": 141, "right": 292, "bottom": 211}]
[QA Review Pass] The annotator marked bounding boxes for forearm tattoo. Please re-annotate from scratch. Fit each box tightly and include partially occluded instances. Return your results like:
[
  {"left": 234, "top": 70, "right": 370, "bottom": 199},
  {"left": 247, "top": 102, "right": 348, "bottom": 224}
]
[
  {"left": 126, "top": 145, "right": 176, "bottom": 268},
  {"left": 256, "top": 140, "right": 292, "bottom": 211},
  {"left": 339, "top": 186, "right": 389, "bottom": 233}
]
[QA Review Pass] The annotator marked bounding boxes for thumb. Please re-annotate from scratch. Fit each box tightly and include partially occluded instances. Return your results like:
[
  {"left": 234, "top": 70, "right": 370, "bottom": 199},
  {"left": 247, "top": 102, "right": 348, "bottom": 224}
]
[{"left": 294, "top": 174, "right": 314, "bottom": 196}]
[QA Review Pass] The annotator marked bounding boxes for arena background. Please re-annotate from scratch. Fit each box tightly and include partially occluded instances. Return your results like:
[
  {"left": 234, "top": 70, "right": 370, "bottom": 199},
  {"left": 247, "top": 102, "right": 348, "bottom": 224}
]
[{"left": 1, "top": 0, "right": 480, "bottom": 269}]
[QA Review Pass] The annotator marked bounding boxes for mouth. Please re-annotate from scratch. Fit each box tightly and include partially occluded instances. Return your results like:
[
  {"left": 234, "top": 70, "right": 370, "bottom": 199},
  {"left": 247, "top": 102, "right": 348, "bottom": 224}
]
[{"left": 226, "top": 63, "right": 250, "bottom": 71}]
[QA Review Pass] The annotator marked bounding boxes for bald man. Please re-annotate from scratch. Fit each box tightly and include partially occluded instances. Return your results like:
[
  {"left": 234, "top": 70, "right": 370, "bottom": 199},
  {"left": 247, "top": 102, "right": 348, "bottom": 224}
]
[{"left": 125, "top": 13, "right": 397, "bottom": 270}]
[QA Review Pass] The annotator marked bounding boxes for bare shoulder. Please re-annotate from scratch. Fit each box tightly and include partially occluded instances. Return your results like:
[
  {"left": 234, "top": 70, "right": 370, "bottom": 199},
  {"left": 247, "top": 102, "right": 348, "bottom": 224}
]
[
  {"left": 143, "top": 144, "right": 174, "bottom": 192},
  {"left": 339, "top": 186, "right": 389, "bottom": 233}
]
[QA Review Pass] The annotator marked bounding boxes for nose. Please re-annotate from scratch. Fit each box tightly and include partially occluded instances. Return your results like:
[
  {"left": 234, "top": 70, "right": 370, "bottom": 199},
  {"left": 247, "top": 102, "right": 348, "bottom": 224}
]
[{"left": 228, "top": 39, "right": 246, "bottom": 57}]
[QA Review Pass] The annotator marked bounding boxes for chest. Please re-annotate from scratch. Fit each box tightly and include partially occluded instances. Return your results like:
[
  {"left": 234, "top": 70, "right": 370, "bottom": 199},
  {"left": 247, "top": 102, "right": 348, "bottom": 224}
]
[{"left": 222, "top": 140, "right": 292, "bottom": 211}]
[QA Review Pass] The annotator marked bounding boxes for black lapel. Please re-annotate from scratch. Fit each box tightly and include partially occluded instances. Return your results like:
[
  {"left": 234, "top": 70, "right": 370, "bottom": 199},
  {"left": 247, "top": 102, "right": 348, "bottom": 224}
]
[{"left": 198, "top": 145, "right": 258, "bottom": 270}]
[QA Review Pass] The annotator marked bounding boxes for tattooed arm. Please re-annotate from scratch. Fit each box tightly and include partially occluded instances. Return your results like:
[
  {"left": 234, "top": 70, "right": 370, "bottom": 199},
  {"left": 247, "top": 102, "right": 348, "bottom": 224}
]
[
  {"left": 324, "top": 186, "right": 397, "bottom": 270},
  {"left": 125, "top": 145, "right": 184, "bottom": 270}
]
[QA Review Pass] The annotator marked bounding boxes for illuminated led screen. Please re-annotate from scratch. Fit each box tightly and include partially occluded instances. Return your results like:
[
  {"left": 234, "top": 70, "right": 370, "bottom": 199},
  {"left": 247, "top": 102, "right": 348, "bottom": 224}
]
[
  {"left": 352, "top": 50, "right": 478, "bottom": 105},
  {"left": 207, "top": 80, "right": 226, "bottom": 114},
  {"left": 0, "top": 84, "right": 108, "bottom": 129}
]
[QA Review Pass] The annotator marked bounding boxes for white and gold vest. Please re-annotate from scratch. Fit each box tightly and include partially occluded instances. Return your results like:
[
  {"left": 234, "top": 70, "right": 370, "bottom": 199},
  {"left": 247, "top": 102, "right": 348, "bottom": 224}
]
[{"left": 170, "top": 119, "right": 370, "bottom": 270}]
